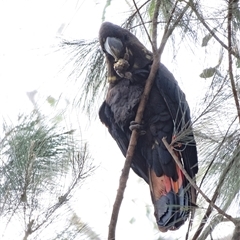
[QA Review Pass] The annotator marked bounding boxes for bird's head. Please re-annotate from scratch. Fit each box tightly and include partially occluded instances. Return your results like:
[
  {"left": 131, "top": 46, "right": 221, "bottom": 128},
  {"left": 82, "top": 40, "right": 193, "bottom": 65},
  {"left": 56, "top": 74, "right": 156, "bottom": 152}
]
[{"left": 99, "top": 22, "right": 153, "bottom": 83}]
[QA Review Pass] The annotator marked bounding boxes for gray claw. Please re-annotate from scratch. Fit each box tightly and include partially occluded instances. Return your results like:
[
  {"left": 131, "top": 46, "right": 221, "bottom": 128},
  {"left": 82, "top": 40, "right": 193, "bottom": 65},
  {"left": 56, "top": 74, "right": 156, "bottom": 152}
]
[{"left": 129, "top": 121, "right": 146, "bottom": 135}]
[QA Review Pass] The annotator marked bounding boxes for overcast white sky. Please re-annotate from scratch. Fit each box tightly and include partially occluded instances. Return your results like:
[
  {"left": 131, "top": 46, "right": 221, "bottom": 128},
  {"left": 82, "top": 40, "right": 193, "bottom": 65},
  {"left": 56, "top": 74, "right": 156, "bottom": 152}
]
[{"left": 0, "top": 0, "right": 234, "bottom": 239}]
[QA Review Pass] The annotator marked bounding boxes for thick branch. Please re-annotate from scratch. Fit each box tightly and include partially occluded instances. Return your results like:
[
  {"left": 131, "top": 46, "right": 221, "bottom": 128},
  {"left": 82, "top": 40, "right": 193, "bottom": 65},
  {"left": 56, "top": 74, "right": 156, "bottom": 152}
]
[
  {"left": 108, "top": 2, "right": 191, "bottom": 238},
  {"left": 107, "top": 53, "right": 160, "bottom": 240},
  {"left": 108, "top": 3, "right": 163, "bottom": 239}
]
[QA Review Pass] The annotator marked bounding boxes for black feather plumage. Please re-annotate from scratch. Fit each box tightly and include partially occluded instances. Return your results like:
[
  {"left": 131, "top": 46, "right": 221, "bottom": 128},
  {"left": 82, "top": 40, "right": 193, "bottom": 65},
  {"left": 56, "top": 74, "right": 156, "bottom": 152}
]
[{"left": 99, "top": 22, "right": 198, "bottom": 232}]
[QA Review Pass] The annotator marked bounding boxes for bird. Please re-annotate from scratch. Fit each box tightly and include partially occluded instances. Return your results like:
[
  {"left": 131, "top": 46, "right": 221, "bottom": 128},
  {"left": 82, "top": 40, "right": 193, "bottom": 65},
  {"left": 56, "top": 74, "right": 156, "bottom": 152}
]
[{"left": 98, "top": 22, "right": 198, "bottom": 232}]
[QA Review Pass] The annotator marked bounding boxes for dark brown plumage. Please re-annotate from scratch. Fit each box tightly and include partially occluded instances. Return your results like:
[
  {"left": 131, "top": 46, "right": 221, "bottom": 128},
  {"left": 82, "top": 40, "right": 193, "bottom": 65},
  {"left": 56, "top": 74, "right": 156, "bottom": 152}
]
[{"left": 99, "top": 22, "right": 198, "bottom": 232}]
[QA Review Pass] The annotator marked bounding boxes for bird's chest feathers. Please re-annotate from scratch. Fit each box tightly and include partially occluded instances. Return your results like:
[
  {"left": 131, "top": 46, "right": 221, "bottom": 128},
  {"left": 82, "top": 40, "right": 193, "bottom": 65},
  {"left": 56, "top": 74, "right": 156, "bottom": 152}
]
[{"left": 106, "top": 79, "right": 143, "bottom": 125}]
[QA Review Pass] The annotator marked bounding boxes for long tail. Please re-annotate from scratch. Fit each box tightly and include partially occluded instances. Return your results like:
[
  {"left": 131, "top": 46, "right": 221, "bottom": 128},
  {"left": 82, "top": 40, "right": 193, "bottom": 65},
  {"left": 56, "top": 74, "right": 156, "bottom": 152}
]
[{"left": 149, "top": 166, "right": 196, "bottom": 232}]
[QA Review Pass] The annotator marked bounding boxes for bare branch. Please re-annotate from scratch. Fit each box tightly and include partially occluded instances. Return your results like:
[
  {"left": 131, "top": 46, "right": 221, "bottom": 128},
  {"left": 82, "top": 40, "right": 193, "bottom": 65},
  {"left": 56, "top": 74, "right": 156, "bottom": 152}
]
[
  {"left": 192, "top": 136, "right": 239, "bottom": 239},
  {"left": 132, "top": 0, "right": 153, "bottom": 49},
  {"left": 198, "top": 115, "right": 237, "bottom": 190},
  {"left": 108, "top": 1, "right": 190, "bottom": 238},
  {"left": 227, "top": 0, "right": 240, "bottom": 123},
  {"left": 232, "top": 220, "right": 240, "bottom": 240},
  {"left": 126, "top": 0, "right": 151, "bottom": 28},
  {"left": 188, "top": 0, "right": 240, "bottom": 60},
  {"left": 22, "top": 219, "right": 34, "bottom": 240},
  {"left": 107, "top": 32, "right": 161, "bottom": 240},
  {"left": 158, "top": 1, "right": 190, "bottom": 55},
  {"left": 108, "top": 2, "right": 163, "bottom": 239},
  {"left": 197, "top": 215, "right": 226, "bottom": 240},
  {"left": 151, "top": 0, "right": 161, "bottom": 52}
]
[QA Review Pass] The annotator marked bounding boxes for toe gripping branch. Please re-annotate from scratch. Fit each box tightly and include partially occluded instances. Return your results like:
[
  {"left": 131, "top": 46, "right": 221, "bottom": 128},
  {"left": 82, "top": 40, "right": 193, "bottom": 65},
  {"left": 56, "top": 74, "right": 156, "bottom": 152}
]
[{"left": 129, "top": 121, "right": 146, "bottom": 135}]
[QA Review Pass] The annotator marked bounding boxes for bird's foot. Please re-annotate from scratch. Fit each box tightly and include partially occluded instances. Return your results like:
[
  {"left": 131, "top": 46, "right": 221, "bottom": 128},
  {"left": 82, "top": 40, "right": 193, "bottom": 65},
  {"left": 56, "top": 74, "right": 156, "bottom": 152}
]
[
  {"left": 114, "top": 58, "right": 130, "bottom": 76},
  {"left": 129, "top": 121, "right": 146, "bottom": 135}
]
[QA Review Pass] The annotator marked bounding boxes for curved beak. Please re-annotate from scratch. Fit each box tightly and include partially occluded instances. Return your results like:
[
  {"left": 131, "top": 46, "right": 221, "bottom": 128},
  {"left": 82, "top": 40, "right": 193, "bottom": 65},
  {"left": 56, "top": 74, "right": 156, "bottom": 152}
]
[{"left": 104, "top": 37, "right": 124, "bottom": 61}]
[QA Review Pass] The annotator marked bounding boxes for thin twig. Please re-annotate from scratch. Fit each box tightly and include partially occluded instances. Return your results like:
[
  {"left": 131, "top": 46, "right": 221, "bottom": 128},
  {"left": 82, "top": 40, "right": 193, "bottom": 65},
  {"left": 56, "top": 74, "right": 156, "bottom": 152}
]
[
  {"left": 158, "top": 1, "right": 190, "bottom": 55},
  {"left": 152, "top": 0, "right": 161, "bottom": 52},
  {"left": 227, "top": 0, "right": 240, "bottom": 123},
  {"left": 197, "top": 215, "right": 224, "bottom": 240},
  {"left": 198, "top": 115, "right": 237, "bottom": 191},
  {"left": 126, "top": 0, "right": 151, "bottom": 28},
  {"left": 192, "top": 137, "right": 239, "bottom": 239},
  {"left": 22, "top": 220, "right": 34, "bottom": 240},
  {"left": 132, "top": 0, "right": 153, "bottom": 49},
  {"left": 162, "top": 137, "right": 237, "bottom": 224},
  {"left": 201, "top": 215, "right": 233, "bottom": 240},
  {"left": 129, "top": 17, "right": 228, "bottom": 30},
  {"left": 188, "top": 0, "right": 240, "bottom": 60}
]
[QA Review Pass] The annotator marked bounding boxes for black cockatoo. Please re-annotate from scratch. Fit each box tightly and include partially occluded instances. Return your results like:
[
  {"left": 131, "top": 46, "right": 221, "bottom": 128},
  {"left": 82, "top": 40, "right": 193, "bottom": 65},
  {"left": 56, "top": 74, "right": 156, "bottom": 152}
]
[{"left": 98, "top": 22, "right": 198, "bottom": 232}]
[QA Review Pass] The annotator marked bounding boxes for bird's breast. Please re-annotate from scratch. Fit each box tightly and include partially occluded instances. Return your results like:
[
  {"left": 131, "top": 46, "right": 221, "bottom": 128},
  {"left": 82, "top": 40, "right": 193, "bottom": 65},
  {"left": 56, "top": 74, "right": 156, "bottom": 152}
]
[{"left": 106, "top": 79, "right": 143, "bottom": 126}]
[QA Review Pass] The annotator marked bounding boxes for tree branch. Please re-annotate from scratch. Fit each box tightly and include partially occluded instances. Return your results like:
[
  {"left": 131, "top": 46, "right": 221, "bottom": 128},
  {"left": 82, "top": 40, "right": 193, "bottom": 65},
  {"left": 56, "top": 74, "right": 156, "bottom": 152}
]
[
  {"left": 232, "top": 219, "right": 240, "bottom": 240},
  {"left": 227, "top": 0, "right": 240, "bottom": 123},
  {"left": 188, "top": 0, "right": 240, "bottom": 60},
  {"left": 107, "top": 2, "right": 161, "bottom": 237},
  {"left": 151, "top": 0, "right": 161, "bottom": 52},
  {"left": 132, "top": 0, "right": 153, "bottom": 49},
  {"left": 192, "top": 139, "right": 239, "bottom": 240},
  {"left": 22, "top": 220, "right": 34, "bottom": 240},
  {"left": 198, "top": 115, "right": 237, "bottom": 190},
  {"left": 158, "top": 1, "right": 189, "bottom": 55},
  {"left": 107, "top": 50, "right": 160, "bottom": 240},
  {"left": 197, "top": 215, "right": 225, "bottom": 240},
  {"left": 126, "top": 0, "right": 151, "bottom": 28},
  {"left": 108, "top": 1, "right": 190, "bottom": 238}
]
